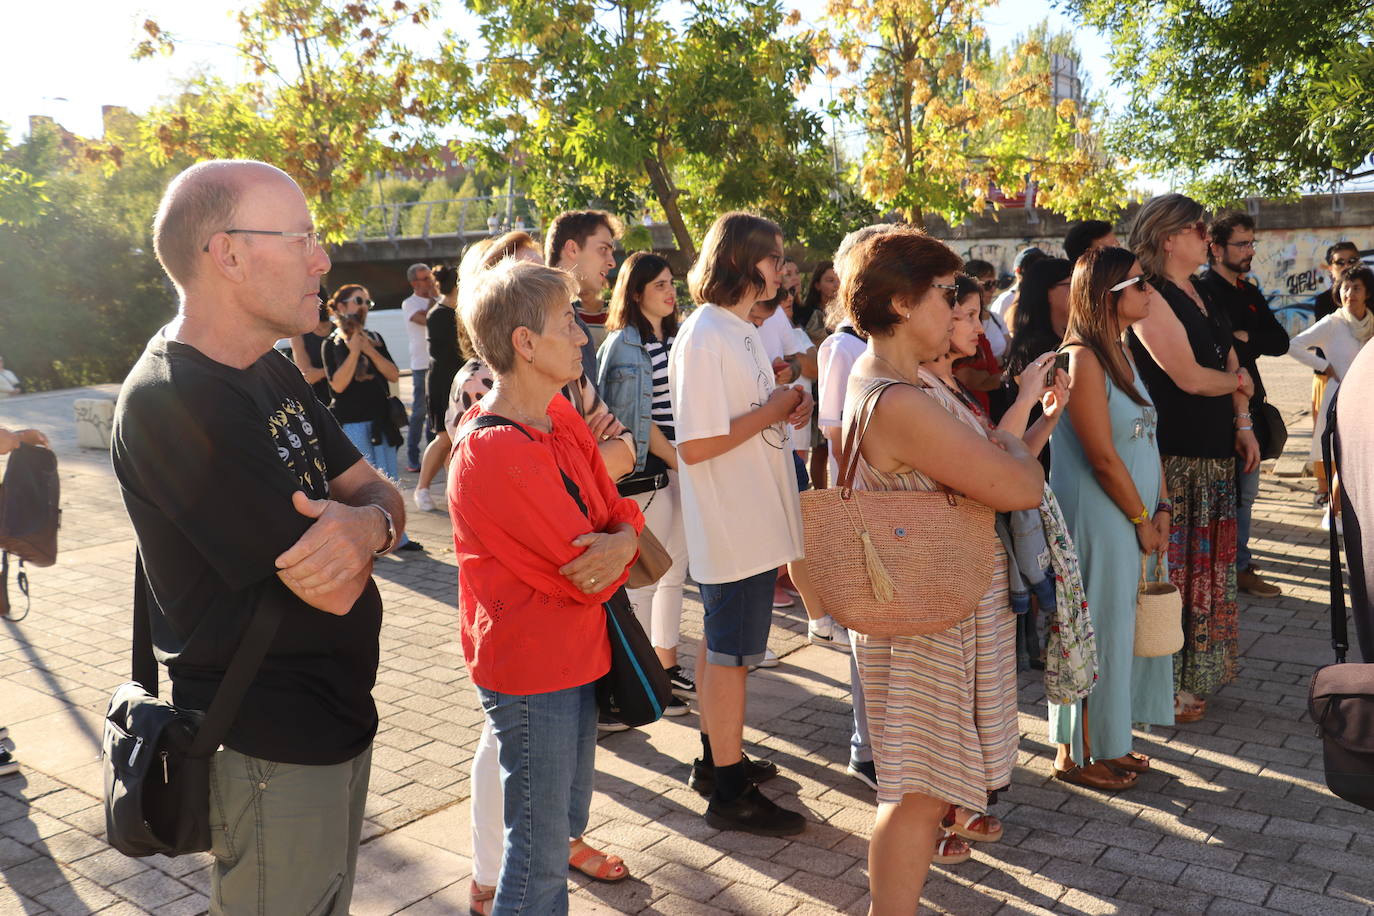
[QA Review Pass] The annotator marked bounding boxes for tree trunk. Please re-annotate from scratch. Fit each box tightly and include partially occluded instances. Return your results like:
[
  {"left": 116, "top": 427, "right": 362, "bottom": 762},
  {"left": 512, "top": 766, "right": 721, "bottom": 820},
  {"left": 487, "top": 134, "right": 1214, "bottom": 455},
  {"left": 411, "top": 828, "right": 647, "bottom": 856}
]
[
  {"left": 642, "top": 155, "right": 696, "bottom": 262},
  {"left": 903, "top": 206, "right": 926, "bottom": 230}
]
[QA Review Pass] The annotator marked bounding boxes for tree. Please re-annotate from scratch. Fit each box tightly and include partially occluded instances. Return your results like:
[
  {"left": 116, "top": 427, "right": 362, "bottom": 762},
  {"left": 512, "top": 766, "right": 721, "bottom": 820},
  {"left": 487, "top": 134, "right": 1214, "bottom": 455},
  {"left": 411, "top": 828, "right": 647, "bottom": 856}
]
[
  {"left": 1063, "top": 0, "right": 1374, "bottom": 203},
  {"left": 132, "top": 0, "right": 471, "bottom": 239},
  {"left": 460, "top": 0, "right": 828, "bottom": 260},
  {"left": 816, "top": 0, "right": 1130, "bottom": 228},
  {"left": 0, "top": 120, "right": 178, "bottom": 391},
  {"left": 0, "top": 125, "right": 51, "bottom": 228}
]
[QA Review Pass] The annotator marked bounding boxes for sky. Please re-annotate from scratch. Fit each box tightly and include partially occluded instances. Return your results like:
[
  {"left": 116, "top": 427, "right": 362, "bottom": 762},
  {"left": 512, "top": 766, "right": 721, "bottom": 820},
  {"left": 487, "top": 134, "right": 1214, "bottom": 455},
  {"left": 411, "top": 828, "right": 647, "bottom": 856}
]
[{"left": 4, "top": 0, "right": 1113, "bottom": 142}]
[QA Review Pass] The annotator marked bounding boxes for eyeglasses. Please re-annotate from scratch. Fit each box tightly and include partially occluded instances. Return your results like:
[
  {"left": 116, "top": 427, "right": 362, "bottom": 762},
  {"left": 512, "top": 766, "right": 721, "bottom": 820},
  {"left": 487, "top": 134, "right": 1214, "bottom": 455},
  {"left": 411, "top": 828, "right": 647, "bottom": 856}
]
[
  {"left": 1109, "top": 274, "right": 1150, "bottom": 293},
  {"left": 202, "top": 228, "right": 321, "bottom": 254},
  {"left": 1333, "top": 257, "right": 1362, "bottom": 269},
  {"left": 980, "top": 279, "right": 998, "bottom": 291},
  {"left": 931, "top": 282, "right": 959, "bottom": 307},
  {"left": 1224, "top": 240, "right": 1257, "bottom": 251},
  {"left": 345, "top": 295, "right": 372, "bottom": 307}
]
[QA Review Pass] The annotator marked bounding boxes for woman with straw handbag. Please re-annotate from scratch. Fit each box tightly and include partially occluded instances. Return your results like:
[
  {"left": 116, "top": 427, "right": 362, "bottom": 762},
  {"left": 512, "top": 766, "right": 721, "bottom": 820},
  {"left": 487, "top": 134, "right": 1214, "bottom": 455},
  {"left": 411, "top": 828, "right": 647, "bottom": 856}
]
[{"left": 829, "top": 228, "right": 1045, "bottom": 913}]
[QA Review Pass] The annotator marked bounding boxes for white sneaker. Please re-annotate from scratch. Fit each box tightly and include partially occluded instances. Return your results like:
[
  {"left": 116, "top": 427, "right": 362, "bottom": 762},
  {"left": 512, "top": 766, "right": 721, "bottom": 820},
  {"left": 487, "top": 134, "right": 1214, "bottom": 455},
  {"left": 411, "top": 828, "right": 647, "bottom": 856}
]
[
  {"left": 413, "top": 485, "right": 435, "bottom": 512},
  {"left": 751, "top": 648, "right": 780, "bottom": 670},
  {"left": 808, "top": 615, "right": 849, "bottom": 649}
]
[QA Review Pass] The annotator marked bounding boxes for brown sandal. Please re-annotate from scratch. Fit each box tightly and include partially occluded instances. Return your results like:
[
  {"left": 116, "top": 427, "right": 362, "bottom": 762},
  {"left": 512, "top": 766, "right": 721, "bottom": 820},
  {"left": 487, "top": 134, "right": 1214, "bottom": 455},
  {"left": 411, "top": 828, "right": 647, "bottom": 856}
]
[
  {"left": 1054, "top": 762, "right": 1137, "bottom": 792},
  {"left": 933, "top": 831, "right": 972, "bottom": 865},
  {"left": 469, "top": 880, "right": 495, "bottom": 916},
  {"left": 1104, "top": 752, "right": 1151, "bottom": 774}
]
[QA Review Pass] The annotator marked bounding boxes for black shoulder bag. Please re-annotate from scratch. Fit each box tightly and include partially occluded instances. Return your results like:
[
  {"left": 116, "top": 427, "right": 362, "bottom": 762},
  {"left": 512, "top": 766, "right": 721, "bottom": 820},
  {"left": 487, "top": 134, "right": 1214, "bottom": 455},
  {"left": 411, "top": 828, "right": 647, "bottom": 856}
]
[
  {"left": 1307, "top": 387, "right": 1374, "bottom": 812},
  {"left": 455, "top": 414, "right": 672, "bottom": 727},
  {"left": 103, "top": 555, "right": 282, "bottom": 856},
  {"left": 0, "top": 442, "right": 61, "bottom": 621}
]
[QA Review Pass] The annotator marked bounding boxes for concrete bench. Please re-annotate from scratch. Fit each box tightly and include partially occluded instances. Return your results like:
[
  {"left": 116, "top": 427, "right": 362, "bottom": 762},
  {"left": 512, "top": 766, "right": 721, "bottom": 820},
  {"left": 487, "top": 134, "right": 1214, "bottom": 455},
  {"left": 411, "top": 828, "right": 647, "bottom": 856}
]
[{"left": 74, "top": 398, "right": 116, "bottom": 449}]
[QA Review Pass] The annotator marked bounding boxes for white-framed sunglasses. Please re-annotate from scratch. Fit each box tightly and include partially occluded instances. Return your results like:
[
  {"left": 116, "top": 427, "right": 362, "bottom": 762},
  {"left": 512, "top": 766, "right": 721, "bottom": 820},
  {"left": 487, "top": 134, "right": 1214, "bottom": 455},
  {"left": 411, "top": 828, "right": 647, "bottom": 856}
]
[{"left": 1109, "top": 274, "right": 1150, "bottom": 293}]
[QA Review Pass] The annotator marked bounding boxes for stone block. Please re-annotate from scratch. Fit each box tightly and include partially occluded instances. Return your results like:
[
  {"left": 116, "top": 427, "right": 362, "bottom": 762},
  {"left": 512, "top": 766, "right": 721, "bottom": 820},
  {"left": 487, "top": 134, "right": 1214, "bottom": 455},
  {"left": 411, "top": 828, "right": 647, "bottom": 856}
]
[{"left": 73, "top": 398, "right": 115, "bottom": 450}]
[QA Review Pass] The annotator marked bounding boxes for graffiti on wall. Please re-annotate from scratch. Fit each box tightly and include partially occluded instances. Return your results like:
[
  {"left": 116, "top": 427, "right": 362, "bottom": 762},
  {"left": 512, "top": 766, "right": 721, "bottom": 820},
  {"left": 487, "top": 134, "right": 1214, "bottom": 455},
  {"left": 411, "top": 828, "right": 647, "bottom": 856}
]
[{"left": 950, "top": 230, "right": 1374, "bottom": 336}]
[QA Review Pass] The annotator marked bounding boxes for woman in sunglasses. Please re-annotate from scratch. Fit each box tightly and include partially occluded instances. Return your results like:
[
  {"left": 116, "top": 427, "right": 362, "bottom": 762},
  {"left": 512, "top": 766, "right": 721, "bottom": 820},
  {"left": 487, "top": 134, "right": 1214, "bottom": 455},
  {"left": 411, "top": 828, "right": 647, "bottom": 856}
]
[
  {"left": 1049, "top": 247, "right": 1175, "bottom": 790},
  {"left": 1126, "top": 193, "right": 1258, "bottom": 723},
  {"left": 322, "top": 284, "right": 421, "bottom": 550}
]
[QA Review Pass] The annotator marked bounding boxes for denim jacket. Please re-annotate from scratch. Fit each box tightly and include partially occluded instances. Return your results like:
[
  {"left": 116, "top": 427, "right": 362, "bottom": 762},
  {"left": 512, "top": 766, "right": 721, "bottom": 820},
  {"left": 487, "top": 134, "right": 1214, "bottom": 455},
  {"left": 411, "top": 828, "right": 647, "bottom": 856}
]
[{"left": 596, "top": 325, "right": 656, "bottom": 474}]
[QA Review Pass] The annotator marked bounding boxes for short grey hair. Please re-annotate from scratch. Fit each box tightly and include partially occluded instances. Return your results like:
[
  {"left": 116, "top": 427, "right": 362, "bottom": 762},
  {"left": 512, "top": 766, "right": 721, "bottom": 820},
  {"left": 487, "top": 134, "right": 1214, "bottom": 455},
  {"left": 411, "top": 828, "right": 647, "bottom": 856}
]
[
  {"left": 834, "top": 223, "right": 900, "bottom": 281},
  {"left": 153, "top": 160, "right": 257, "bottom": 288},
  {"left": 406, "top": 262, "right": 432, "bottom": 282},
  {"left": 459, "top": 259, "right": 577, "bottom": 374},
  {"left": 1128, "top": 193, "right": 1205, "bottom": 278}
]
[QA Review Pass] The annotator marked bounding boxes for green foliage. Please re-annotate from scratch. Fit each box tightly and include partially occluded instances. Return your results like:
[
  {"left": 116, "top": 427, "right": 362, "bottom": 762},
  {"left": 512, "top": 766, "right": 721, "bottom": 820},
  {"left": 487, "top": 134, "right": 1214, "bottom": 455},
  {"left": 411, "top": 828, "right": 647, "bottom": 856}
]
[
  {"left": 133, "top": 0, "right": 473, "bottom": 240},
  {"left": 1063, "top": 0, "right": 1374, "bottom": 204},
  {"left": 458, "top": 0, "right": 830, "bottom": 259},
  {"left": 0, "top": 124, "right": 52, "bottom": 227},
  {"left": 0, "top": 123, "right": 178, "bottom": 391},
  {"left": 816, "top": 0, "right": 1131, "bottom": 228}
]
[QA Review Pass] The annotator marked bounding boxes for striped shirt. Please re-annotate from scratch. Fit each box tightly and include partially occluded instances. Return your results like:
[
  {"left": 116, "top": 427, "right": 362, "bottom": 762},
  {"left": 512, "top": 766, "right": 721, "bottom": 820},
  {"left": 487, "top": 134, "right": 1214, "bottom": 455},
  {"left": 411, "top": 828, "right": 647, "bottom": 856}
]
[{"left": 645, "top": 334, "right": 676, "bottom": 445}]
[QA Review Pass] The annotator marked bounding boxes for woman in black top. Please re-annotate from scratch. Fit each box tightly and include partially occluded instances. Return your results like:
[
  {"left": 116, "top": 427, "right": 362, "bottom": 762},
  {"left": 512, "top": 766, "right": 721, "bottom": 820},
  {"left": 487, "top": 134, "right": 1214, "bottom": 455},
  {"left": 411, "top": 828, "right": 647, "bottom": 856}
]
[
  {"left": 1126, "top": 193, "right": 1258, "bottom": 721},
  {"left": 321, "top": 283, "right": 421, "bottom": 550},
  {"left": 289, "top": 305, "right": 335, "bottom": 406},
  {"left": 414, "top": 265, "right": 460, "bottom": 511}
]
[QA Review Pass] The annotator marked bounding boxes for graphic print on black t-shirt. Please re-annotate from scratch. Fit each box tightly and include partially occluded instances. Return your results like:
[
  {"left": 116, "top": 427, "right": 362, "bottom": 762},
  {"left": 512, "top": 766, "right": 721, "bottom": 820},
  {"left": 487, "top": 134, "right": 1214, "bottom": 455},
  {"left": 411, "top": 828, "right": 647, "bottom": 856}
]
[{"left": 267, "top": 396, "right": 331, "bottom": 493}]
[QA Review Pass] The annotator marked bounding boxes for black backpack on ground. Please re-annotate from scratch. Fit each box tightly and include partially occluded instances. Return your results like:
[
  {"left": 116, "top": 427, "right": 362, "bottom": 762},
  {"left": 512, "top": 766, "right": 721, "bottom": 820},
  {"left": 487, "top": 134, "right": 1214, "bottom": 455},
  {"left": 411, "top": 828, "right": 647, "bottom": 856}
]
[
  {"left": 1308, "top": 388, "right": 1374, "bottom": 812},
  {"left": 0, "top": 443, "right": 60, "bottom": 620}
]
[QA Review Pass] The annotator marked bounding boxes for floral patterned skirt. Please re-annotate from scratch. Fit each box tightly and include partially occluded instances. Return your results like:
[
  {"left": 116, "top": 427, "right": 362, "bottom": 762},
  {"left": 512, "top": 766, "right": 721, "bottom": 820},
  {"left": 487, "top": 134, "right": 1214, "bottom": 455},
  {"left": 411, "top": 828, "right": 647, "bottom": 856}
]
[{"left": 1165, "top": 455, "right": 1239, "bottom": 696}]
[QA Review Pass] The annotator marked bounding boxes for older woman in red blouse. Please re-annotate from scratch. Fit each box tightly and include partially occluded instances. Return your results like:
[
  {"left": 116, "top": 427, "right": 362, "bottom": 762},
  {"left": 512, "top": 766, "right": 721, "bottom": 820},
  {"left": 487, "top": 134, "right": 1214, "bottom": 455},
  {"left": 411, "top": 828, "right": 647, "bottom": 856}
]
[{"left": 448, "top": 259, "right": 643, "bottom": 916}]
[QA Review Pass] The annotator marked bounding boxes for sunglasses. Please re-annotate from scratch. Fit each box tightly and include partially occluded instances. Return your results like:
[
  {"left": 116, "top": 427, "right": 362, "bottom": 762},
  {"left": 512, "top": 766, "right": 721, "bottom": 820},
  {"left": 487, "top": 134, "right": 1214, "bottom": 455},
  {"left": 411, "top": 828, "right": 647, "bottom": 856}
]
[
  {"left": 1109, "top": 274, "right": 1150, "bottom": 293},
  {"left": 345, "top": 295, "right": 372, "bottom": 306},
  {"left": 1333, "top": 257, "right": 1362, "bottom": 269},
  {"left": 980, "top": 279, "right": 998, "bottom": 291},
  {"left": 930, "top": 282, "right": 959, "bottom": 307},
  {"left": 1181, "top": 219, "right": 1207, "bottom": 239}
]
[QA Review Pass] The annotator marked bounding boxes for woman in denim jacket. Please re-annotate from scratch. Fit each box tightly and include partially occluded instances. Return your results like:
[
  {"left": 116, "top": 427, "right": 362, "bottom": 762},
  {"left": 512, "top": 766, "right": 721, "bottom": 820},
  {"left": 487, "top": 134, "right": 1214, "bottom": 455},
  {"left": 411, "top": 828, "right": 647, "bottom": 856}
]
[{"left": 597, "top": 252, "right": 697, "bottom": 713}]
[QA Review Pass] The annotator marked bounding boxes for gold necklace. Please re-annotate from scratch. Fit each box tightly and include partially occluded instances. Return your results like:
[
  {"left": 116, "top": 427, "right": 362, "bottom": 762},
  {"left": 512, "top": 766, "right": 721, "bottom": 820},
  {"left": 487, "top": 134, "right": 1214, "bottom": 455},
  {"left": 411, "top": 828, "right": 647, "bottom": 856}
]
[{"left": 871, "top": 351, "right": 920, "bottom": 386}]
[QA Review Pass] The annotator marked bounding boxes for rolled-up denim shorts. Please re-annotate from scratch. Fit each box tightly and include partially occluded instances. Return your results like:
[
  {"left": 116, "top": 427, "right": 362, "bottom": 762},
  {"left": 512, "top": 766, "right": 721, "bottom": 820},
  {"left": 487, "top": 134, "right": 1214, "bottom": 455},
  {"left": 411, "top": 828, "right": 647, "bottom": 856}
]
[{"left": 700, "top": 567, "right": 777, "bottom": 667}]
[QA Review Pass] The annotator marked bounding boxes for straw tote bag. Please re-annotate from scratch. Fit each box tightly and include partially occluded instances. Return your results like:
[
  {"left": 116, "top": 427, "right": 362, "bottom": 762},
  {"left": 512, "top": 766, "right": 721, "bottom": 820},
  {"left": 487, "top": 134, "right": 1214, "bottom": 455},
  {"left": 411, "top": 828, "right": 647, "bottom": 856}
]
[
  {"left": 799, "top": 379, "right": 996, "bottom": 637},
  {"left": 1134, "top": 555, "right": 1183, "bottom": 657}
]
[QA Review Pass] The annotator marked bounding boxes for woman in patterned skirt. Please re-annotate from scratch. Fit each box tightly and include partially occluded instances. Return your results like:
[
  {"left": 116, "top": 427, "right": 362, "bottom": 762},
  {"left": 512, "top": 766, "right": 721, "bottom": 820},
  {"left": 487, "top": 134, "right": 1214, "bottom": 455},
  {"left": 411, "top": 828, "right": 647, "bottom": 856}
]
[
  {"left": 1126, "top": 194, "right": 1260, "bottom": 719},
  {"left": 838, "top": 228, "right": 1045, "bottom": 913}
]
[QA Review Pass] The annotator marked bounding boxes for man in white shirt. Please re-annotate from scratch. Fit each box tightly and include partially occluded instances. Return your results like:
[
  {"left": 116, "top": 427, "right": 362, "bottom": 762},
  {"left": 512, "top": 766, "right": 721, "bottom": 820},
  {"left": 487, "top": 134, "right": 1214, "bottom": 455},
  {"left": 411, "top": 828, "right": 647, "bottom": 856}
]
[
  {"left": 401, "top": 263, "right": 437, "bottom": 470},
  {"left": 989, "top": 246, "right": 1048, "bottom": 321}
]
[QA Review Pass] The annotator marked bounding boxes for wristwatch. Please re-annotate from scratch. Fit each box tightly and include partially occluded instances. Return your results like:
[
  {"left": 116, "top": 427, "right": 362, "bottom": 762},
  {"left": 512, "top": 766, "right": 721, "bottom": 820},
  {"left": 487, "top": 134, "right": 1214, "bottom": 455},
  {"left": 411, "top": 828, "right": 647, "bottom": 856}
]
[{"left": 371, "top": 505, "right": 398, "bottom": 556}]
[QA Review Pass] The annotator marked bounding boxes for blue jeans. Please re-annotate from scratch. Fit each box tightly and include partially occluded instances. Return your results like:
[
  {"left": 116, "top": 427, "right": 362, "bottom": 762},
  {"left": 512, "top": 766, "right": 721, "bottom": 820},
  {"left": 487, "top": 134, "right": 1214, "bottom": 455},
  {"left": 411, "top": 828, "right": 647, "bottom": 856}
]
[
  {"left": 1237, "top": 463, "right": 1259, "bottom": 570},
  {"left": 406, "top": 368, "right": 429, "bottom": 468},
  {"left": 477, "top": 681, "right": 598, "bottom": 916},
  {"left": 848, "top": 632, "right": 872, "bottom": 765},
  {"left": 700, "top": 568, "right": 777, "bottom": 667},
  {"left": 341, "top": 421, "right": 409, "bottom": 546}
]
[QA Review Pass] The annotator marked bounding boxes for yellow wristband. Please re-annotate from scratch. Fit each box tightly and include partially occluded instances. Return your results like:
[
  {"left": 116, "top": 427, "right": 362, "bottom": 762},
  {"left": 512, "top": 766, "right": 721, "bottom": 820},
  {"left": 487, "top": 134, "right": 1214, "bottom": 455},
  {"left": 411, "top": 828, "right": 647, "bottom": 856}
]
[{"left": 1129, "top": 507, "right": 1150, "bottom": 525}]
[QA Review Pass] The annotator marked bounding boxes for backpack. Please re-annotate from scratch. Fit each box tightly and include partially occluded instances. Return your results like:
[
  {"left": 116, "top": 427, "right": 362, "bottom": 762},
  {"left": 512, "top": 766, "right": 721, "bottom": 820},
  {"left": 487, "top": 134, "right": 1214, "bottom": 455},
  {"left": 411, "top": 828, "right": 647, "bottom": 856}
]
[{"left": 0, "top": 443, "right": 60, "bottom": 619}]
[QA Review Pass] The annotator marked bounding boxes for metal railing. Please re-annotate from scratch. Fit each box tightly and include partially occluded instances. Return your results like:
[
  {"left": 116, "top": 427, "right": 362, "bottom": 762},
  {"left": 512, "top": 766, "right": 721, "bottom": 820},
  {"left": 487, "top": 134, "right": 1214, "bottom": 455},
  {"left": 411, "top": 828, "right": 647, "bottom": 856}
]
[{"left": 354, "top": 195, "right": 541, "bottom": 242}]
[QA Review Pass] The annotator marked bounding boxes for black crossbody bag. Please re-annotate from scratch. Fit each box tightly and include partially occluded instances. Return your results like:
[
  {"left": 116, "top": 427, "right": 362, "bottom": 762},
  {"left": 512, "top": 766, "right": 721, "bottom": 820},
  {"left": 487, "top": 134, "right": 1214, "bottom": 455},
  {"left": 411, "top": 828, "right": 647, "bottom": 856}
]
[
  {"left": 1308, "top": 388, "right": 1374, "bottom": 812},
  {"left": 103, "top": 555, "right": 282, "bottom": 856},
  {"left": 456, "top": 414, "right": 672, "bottom": 726}
]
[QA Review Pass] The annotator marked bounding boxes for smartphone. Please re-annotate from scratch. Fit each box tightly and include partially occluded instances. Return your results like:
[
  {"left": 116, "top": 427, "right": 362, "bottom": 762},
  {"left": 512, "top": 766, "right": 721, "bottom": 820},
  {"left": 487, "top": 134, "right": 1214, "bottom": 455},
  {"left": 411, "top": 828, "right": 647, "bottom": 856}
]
[{"left": 1047, "top": 351, "right": 1070, "bottom": 386}]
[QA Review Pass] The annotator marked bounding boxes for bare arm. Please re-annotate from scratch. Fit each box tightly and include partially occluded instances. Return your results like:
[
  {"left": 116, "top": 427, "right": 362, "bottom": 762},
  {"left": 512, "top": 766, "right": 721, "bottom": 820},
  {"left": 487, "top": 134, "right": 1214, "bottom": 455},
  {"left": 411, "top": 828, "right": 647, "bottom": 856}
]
[
  {"left": 328, "top": 341, "right": 363, "bottom": 393},
  {"left": 647, "top": 423, "right": 678, "bottom": 470},
  {"left": 361, "top": 336, "right": 400, "bottom": 383},
  {"left": 289, "top": 335, "right": 326, "bottom": 384},
  {"left": 678, "top": 387, "right": 800, "bottom": 465},
  {"left": 1133, "top": 293, "right": 1240, "bottom": 396},
  {"left": 1064, "top": 348, "right": 1151, "bottom": 519},
  {"left": 408, "top": 308, "right": 428, "bottom": 326},
  {"left": 862, "top": 385, "right": 1043, "bottom": 511},
  {"left": 274, "top": 458, "right": 407, "bottom": 615}
]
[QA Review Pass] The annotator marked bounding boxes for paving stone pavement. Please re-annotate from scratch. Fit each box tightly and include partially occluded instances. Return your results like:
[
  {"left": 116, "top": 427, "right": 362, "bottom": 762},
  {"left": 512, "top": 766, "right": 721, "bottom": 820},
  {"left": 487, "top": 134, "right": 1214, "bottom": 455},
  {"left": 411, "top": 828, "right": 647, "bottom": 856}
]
[{"left": 0, "top": 357, "right": 1371, "bottom": 915}]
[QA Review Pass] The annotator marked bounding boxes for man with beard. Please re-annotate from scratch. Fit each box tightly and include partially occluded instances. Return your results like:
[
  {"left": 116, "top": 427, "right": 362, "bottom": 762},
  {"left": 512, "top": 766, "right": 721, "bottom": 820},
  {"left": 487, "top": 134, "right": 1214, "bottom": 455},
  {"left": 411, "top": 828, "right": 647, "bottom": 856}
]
[{"left": 1199, "top": 213, "right": 1290, "bottom": 597}]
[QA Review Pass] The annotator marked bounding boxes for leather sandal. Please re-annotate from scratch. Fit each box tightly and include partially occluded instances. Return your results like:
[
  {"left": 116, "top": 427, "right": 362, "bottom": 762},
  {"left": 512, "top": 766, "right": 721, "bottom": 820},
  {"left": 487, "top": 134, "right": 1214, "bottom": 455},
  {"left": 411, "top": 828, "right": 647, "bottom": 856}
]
[
  {"left": 568, "top": 839, "right": 629, "bottom": 883},
  {"left": 1174, "top": 696, "right": 1205, "bottom": 724},
  {"left": 469, "top": 880, "right": 495, "bottom": 916},
  {"left": 947, "top": 806, "right": 1003, "bottom": 843},
  {"left": 933, "top": 831, "right": 972, "bottom": 865},
  {"left": 1054, "top": 762, "right": 1137, "bottom": 792},
  {"left": 1104, "top": 752, "right": 1151, "bottom": 774}
]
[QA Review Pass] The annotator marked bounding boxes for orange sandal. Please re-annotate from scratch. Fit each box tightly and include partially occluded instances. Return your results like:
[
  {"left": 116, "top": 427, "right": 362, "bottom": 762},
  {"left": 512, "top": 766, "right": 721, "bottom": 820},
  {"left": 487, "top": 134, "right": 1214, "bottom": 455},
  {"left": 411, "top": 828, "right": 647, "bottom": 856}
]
[
  {"left": 948, "top": 806, "right": 1003, "bottom": 843},
  {"left": 933, "top": 831, "right": 972, "bottom": 865},
  {"left": 469, "top": 880, "right": 494, "bottom": 916},
  {"left": 568, "top": 840, "right": 629, "bottom": 883}
]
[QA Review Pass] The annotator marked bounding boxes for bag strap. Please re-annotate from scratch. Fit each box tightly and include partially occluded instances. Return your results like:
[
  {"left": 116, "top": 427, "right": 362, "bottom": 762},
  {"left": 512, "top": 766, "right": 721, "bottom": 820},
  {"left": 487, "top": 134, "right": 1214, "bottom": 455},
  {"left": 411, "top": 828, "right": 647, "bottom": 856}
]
[
  {"left": 455, "top": 414, "right": 586, "bottom": 515},
  {"left": 133, "top": 549, "right": 284, "bottom": 757},
  {"left": 1323, "top": 387, "right": 1348, "bottom": 664},
  {"left": 836, "top": 379, "right": 905, "bottom": 493}
]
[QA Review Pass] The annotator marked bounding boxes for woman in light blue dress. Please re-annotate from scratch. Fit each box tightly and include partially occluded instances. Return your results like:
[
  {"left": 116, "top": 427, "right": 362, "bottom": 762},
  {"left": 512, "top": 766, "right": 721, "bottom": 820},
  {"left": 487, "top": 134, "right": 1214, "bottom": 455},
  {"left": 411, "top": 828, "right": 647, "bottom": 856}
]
[{"left": 1049, "top": 247, "right": 1176, "bottom": 791}]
